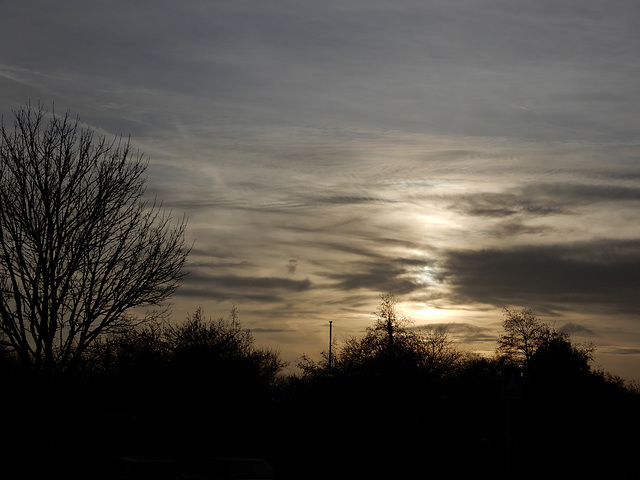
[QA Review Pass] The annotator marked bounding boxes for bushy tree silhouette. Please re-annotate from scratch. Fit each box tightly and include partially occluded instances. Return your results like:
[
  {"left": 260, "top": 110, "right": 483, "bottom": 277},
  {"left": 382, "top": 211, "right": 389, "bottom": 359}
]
[
  {"left": 165, "top": 307, "right": 285, "bottom": 417},
  {"left": 497, "top": 307, "right": 549, "bottom": 367},
  {"left": 496, "top": 306, "right": 595, "bottom": 378},
  {"left": 527, "top": 333, "right": 593, "bottom": 382},
  {"left": 78, "top": 306, "right": 287, "bottom": 446}
]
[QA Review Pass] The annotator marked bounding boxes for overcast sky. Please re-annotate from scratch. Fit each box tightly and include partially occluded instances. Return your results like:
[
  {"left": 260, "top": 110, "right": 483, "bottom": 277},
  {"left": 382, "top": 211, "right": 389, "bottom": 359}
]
[{"left": 1, "top": 0, "right": 639, "bottom": 380}]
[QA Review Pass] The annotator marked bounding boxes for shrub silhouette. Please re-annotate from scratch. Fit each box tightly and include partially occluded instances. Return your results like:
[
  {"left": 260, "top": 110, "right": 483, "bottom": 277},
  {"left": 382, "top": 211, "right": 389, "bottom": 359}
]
[{"left": 76, "top": 307, "right": 286, "bottom": 446}]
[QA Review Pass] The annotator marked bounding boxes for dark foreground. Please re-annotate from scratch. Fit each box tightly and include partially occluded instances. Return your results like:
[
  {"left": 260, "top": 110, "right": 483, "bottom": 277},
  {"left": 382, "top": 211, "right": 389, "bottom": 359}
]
[{"left": 1, "top": 410, "right": 638, "bottom": 480}]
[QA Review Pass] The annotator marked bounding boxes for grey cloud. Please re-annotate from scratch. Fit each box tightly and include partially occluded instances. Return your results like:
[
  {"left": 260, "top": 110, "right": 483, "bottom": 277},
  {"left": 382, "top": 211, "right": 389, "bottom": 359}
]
[
  {"left": 302, "top": 237, "right": 422, "bottom": 258},
  {"left": 451, "top": 193, "right": 565, "bottom": 218},
  {"left": 311, "top": 195, "right": 394, "bottom": 206},
  {"left": 286, "top": 259, "right": 298, "bottom": 275},
  {"left": 188, "top": 272, "right": 311, "bottom": 292},
  {"left": 179, "top": 271, "right": 312, "bottom": 304},
  {"left": 320, "top": 258, "right": 432, "bottom": 294},
  {"left": 558, "top": 322, "right": 595, "bottom": 336},
  {"left": 530, "top": 183, "right": 640, "bottom": 203},
  {"left": 249, "top": 327, "right": 291, "bottom": 334},
  {"left": 605, "top": 347, "right": 640, "bottom": 355},
  {"left": 450, "top": 183, "right": 640, "bottom": 219},
  {"left": 186, "top": 258, "right": 253, "bottom": 270},
  {"left": 438, "top": 239, "right": 640, "bottom": 313},
  {"left": 489, "top": 219, "right": 556, "bottom": 239},
  {"left": 177, "top": 287, "right": 283, "bottom": 305},
  {"left": 418, "top": 322, "right": 496, "bottom": 343}
]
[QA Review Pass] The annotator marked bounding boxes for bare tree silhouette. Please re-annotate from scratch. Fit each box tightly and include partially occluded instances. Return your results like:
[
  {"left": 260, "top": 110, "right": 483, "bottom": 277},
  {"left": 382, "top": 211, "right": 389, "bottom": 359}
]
[{"left": 0, "top": 103, "right": 190, "bottom": 381}]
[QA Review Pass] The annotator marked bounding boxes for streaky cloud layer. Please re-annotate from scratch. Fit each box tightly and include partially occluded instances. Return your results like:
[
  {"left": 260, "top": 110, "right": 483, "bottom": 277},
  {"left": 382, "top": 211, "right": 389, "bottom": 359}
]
[{"left": 1, "top": 0, "right": 639, "bottom": 379}]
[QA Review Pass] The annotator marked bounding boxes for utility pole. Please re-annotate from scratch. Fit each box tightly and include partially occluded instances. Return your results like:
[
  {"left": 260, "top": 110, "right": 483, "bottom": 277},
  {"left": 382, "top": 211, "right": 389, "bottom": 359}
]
[
  {"left": 327, "top": 321, "right": 334, "bottom": 430},
  {"left": 328, "top": 321, "right": 333, "bottom": 371}
]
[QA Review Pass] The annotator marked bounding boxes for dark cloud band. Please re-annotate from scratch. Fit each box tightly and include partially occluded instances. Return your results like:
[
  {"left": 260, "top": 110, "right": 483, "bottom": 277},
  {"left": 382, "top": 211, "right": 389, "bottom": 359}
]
[{"left": 439, "top": 239, "right": 640, "bottom": 314}]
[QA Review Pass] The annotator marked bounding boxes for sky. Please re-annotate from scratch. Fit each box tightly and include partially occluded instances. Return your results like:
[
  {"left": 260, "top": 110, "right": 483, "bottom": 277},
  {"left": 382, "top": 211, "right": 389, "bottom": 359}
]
[{"left": 1, "top": 0, "right": 639, "bottom": 381}]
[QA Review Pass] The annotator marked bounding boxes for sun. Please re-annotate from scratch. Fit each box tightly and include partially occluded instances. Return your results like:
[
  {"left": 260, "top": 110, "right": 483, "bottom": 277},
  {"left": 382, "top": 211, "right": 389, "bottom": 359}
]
[{"left": 416, "top": 265, "right": 438, "bottom": 285}]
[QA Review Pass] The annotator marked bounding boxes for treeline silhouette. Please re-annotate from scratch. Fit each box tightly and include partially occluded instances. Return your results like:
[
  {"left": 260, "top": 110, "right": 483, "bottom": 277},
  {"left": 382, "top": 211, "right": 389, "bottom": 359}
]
[{"left": 1, "top": 302, "right": 638, "bottom": 480}]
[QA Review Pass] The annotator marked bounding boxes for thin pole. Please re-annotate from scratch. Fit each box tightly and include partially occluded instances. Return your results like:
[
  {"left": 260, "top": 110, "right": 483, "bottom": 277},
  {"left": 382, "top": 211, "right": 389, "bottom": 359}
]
[{"left": 328, "top": 321, "right": 333, "bottom": 370}]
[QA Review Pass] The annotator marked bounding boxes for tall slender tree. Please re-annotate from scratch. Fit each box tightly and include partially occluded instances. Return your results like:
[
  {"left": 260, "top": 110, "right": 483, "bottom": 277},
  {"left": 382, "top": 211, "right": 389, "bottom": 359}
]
[{"left": 373, "top": 293, "right": 404, "bottom": 357}]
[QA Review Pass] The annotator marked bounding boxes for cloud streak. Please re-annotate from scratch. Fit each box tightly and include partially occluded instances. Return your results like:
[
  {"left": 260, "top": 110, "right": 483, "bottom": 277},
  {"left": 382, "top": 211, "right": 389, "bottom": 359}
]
[{"left": 450, "top": 183, "right": 640, "bottom": 218}]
